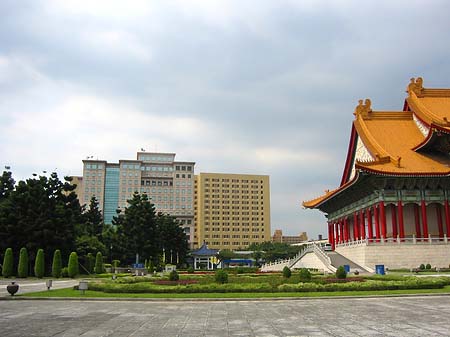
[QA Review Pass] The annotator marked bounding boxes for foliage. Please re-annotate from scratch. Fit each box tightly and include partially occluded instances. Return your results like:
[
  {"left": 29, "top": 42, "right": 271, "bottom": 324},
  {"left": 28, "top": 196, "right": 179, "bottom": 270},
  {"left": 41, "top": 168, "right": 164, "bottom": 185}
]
[
  {"left": 34, "top": 249, "right": 45, "bottom": 278},
  {"left": 247, "top": 241, "right": 303, "bottom": 263},
  {"left": 86, "top": 253, "right": 95, "bottom": 274},
  {"left": 2, "top": 247, "right": 14, "bottom": 277},
  {"left": 81, "top": 196, "right": 104, "bottom": 240},
  {"left": 18, "top": 247, "right": 29, "bottom": 278},
  {"left": 156, "top": 213, "right": 189, "bottom": 265},
  {"left": 299, "top": 268, "right": 312, "bottom": 281},
  {"left": 187, "top": 266, "right": 194, "bottom": 273},
  {"left": 0, "top": 172, "right": 81, "bottom": 259},
  {"left": 215, "top": 269, "right": 229, "bottom": 284},
  {"left": 61, "top": 267, "right": 69, "bottom": 278},
  {"left": 68, "top": 252, "right": 79, "bottom": 278},
  {"left": 52, "top": 250, "right": 62, "bottom": 278},
  {"left": 147, "top": 260, "right": 154, "bottom": 273},
  {"left": 426, "top": 263, "right": 432, "bottom": 270},
  {"left": 169, "top": 270, "right": 179, "bottom": 281},
  {"left": 75, "top": 235, "right": 106, "bottom": 268},
  {"left": 419, "top": 264, "right": 425, "bottom": 270},
  {"left": 282, "top": 266, "right": 292, "bottom": 278},
  {"left": 94, "top": 252, "right": 104, "bottom": 274},
  {"left": 336, "top": 266, "right": 347, "bottom": 279}
]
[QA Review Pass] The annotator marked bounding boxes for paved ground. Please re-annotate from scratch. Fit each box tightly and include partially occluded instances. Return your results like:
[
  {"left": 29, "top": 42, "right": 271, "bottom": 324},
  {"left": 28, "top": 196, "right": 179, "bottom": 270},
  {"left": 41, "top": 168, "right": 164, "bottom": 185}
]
[
  {"left": 0, "top": 296, "right": 450, "bottom": 336},
  {"left": 0, "top": 279, "right": 79, "bottom": 296}
]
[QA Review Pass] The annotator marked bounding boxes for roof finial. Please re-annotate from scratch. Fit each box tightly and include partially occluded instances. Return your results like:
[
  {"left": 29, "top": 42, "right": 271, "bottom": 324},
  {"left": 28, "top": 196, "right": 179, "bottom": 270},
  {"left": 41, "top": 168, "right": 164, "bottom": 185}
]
[
  {"left": 354, "top": 98, "right": 372, "bottom": 118},
  {"left": 407, "top": 77, "right": 424, "bottom": 96}
]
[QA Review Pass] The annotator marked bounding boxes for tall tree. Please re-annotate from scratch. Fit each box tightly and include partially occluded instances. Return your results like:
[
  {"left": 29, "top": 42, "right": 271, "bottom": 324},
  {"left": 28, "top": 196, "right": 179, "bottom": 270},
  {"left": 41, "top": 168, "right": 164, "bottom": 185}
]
[
  {"left": 84, "top": 196, "right": 104, "bottom": 239},
  {"left": 156, "top": 213, "right": 189, "bottom": 265},
  {"left": 117, "top": 193, "right": 159, "bottom": 264},
  {"left": 0, "top": 170, "right": 15, "bottom": 201}
]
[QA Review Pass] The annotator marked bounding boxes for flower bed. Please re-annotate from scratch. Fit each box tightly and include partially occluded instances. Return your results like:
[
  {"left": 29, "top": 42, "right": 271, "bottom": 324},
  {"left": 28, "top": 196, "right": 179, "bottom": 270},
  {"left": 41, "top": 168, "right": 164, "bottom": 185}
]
[{"left": 153, "top": 279, "right": 199, "bottom": 286}]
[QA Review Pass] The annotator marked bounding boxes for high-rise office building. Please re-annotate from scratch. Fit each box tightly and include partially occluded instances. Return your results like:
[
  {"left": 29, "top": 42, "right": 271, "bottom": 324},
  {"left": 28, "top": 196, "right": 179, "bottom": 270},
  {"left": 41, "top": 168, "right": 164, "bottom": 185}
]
[
  {"left": 195, "top": 173, "right": 271, "bottom": 250},
  {"left": 74, "top": 152, "right": 195, "bottom": 247}
]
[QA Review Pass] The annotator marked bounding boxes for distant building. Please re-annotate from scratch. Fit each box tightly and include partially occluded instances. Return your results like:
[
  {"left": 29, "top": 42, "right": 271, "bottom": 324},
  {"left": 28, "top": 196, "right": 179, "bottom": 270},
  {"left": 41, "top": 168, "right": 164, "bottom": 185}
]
[
  {"left": 272, "top": 229, "right": 308, "bottom": 244},
  {"left": 195, "top": 172, "right": 271, "bottom": 250},
  {"left": 72, "top": 152, "right": 195, "bottom": 248}
]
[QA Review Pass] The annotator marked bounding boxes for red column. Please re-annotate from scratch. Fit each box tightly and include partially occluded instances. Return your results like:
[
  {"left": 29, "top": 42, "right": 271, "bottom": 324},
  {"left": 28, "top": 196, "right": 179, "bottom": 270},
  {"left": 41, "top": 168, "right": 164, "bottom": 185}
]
[
  {"left": 339, "top": 220, "right": 344, "bottom": 243},
  {"left": 344, "top": 218, "right": 349, "bottom": 242},
  {"left": 414, "top": 204, "right": 421, "bottom": 240},
  {"left": 353, "top": 212, "right": 359, "bottom": 240},
  {"left": 421, "top": 200, "right": 429, "bottom": 240},
  {"left": 391, "top": 204, "right": 398, "bottom": 239},
  {"left": 335, "top": 222, "right": 339, "bottom": 245},
  {"left": 380, "top": 202, "right": 387, "bottom": 239},
  {"left": 360, "top": 210, "right": 365, "bottom": 239},
  {"left": 374, "top": 205, "right": 380, "bottom": 242},
  {"left": 436, "top": 205, "right": 444, "bottom": 239},
  {"left": 366, "top": 208, "right": 373, "bottom": 242},
  {"left": 398, "top": 200, "right": 405, "bottom": 240},
  {"left": 445, "top": 200, "right": 450, "bottom": 238}
]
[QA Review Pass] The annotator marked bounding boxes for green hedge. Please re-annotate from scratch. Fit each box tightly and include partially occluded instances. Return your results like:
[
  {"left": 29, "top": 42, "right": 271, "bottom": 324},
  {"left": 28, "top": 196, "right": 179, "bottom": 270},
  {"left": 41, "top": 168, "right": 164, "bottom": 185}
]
[
  {"left": 2, "top": 248, "right": 14, "bottom": 278},
  {"left": 87, "top": 277, "right": 448, "bottom": 294},
  {"left": 34, "top": 249, "right": 45, "bottom": 278},
  {"left": 18, "top": 247, "right": 29, "bottom": 278}
]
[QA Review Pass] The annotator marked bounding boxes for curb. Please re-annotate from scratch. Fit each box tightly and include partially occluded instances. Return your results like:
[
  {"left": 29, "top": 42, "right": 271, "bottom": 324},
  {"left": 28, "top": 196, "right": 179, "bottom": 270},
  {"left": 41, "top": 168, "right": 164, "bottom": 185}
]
[{"left": 1, "top": 292, "right": 450, "bottom": 302}]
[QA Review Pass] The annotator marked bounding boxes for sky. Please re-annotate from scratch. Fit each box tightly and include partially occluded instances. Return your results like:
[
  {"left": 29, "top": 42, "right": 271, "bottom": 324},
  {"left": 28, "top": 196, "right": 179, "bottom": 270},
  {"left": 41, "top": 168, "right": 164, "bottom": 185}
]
[{"left": 1, "top": 0, "right": 450, "bottom": 239}]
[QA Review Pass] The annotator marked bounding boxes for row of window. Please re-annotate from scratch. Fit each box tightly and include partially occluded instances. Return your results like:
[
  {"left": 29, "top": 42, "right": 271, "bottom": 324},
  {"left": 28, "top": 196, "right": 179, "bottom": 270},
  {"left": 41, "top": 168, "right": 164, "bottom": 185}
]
[
  {"left": 175, "top": 174, "right": 192, "bottom": 179},
  {"left": 205, "top": 178, "right": 262, "bottom": 183},
  {"left": 205, "top": 234, "right": 262, "bottom": 239},
  {"left": 85, "top": 164, "right": 104, "bottom": 170},
  {"left": 175, "top": 165, "right": 192, "bottom": 171}
]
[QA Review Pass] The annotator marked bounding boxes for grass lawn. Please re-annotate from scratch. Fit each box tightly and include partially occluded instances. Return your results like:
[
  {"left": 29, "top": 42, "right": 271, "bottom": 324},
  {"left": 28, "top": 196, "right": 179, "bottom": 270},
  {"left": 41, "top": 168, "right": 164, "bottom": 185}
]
[{"left": 21, "top": 285, "right": 450, "bottom": 299}]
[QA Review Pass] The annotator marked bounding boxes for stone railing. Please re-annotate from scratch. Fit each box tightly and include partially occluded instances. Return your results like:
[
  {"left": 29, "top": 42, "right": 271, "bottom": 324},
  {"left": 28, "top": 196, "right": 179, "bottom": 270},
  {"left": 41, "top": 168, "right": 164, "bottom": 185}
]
[
  {"left": 312, "top": 243, "right": 336, "bottom": 273},
  {"left": 336, "top": 234, "right": 449, "bottom": 248},
  {"left": 288, "top": 243, "right": 314, "bottom": 268}
]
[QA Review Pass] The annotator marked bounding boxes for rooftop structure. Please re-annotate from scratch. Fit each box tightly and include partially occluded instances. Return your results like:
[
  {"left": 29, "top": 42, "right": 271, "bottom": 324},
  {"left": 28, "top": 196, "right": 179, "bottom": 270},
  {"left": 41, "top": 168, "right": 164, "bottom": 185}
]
[{"left": 303, "top": 77, "right": 450, "bottom": 269}]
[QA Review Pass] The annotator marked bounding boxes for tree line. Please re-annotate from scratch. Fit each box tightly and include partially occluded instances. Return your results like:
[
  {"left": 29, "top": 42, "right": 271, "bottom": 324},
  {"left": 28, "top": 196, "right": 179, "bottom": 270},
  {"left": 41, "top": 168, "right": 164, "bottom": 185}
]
[{"left": 0, "top": 170, "right": 188, "bottom": 275}]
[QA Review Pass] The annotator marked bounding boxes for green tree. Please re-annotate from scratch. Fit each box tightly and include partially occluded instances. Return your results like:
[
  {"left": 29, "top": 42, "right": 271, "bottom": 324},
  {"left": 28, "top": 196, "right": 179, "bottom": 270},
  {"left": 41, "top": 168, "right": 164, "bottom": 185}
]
[
  {"left": 75, "top": 235, "right": 106, "bottom": 269},
  {"left": 0, "top": 170, "right": 15, "bottom": 201},
  {"left": 68, "top": 252, "right": 79, "bottom": 278},
  {"left": 94, "top": 252, "right": 104, "bottom": 274},
  {"left": 34, "top": 249, "right": 45, "bottom": 278},
  {"left": 336, "top": 266, "right": 347, "bottom": 279},
  {"left": 86, "top": 253, "right": 95, "bottom": 274},
  {"left": 116, "top": 193, "right": 159, "bottom": 264},
  {"left": 17, "top": 247, "right": 29, "bottom": 278},
  {"left": 299, "top": 268, "right": 312, "bottom": 281},
  {"left": 52, "top": 249, "right": 62, "bottom": 278},
  {"left": 282, "top": 266, "right": 292, "bottom": 278},
  {"left": 2, "top": 248, "right": 14, "bottom": 277},
  {"left": 156, "top": 213, "right": 189, "bottom": 265},
  {"left": 215, "top": 269, "right": 228, "bottom": 284},
  {"left": 81, "top": 196, "right": 104, "bottom": 239}
]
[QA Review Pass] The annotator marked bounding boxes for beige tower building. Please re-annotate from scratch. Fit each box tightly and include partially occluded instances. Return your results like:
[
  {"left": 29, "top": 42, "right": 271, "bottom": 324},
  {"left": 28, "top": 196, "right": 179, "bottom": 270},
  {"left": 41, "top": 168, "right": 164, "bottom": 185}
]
[
  {"left": 75, "top": 152, "right": 195, "bottom": 248},
  {"left": 195, "top": 173, "right": 271, "bottom": 250}
]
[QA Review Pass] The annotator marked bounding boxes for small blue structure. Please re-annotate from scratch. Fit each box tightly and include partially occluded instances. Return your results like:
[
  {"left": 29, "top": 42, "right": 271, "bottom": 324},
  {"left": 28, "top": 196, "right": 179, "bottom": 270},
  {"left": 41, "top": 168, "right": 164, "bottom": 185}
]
[
  {"left": 343, "top": 265, "right": 350, "bottom": 273},
  {"left": 191, "top": 243, "right": 219, "bottom": 270},
  {"left": 375, "top": 264, "right": 385, "bottom": 275}
]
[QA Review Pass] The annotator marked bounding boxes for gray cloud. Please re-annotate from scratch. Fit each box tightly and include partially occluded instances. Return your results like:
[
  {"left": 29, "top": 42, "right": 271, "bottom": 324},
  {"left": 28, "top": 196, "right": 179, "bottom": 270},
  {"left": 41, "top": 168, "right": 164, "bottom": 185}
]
[{"left": 1, "top": 0, "right": 450, "bottom": 238}]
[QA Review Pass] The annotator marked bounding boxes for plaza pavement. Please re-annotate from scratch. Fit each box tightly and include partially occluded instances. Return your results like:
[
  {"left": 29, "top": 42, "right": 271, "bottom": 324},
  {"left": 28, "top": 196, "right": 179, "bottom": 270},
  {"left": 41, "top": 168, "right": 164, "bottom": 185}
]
[{"left": 0, "top": 296, "right": 450, "bottom": 336}]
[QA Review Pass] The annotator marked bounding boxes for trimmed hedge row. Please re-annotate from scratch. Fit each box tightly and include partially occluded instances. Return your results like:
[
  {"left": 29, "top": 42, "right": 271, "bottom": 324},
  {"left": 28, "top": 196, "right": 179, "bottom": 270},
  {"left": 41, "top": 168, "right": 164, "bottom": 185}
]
[{"left": 88, "top": 277, "right": 449, "bottom": 294}]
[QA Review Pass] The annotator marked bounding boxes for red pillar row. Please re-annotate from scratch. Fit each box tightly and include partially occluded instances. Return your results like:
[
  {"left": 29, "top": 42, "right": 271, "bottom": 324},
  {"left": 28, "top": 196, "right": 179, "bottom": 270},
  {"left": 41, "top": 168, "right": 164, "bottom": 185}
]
[
  {"left": 414, "top": 204, "right": 421, "bottom": 240},
  {"left": 374, "top": 205, "right": 380, "bottom": 242},
  {"left": 366, "top": 208, "right": 373, "bottom": 242},
  {"left": 360, "top": 210, "right": 365, "bottom": 240},
  {"left": 379, "top": 202, "right": 387, "bottom": 239},
  {"left": 353, "top": 212, "right": 359, "bottom": 240},
  {"left": 391, "top": 204, "right": 398, "bottom": 239},
  {"left": 398, "top": 200, "right": 405, "bottom": 240},
  {"left": 339, "top": 220, "right": 344, "bottom": 244},
  {"left": 421, "top": 200, "right": 429, "bottom": 239},
  {"left": 436, "top": 205, "right": 444, "bottom": 239}
]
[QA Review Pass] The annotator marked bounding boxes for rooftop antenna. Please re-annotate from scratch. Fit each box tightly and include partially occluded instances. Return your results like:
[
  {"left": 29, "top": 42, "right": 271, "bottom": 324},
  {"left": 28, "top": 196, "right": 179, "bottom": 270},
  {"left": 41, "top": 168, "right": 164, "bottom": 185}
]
[{"left": 141, "top": 148, "right": 146, "bottom": 152}]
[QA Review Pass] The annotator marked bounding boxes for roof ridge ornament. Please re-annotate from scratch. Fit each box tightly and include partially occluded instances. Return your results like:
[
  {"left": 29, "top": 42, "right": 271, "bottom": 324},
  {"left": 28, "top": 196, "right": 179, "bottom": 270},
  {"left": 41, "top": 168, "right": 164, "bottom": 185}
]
[
  {"left": 354, "top": 98, "right": 372, "bottom": 118},
  {"left": 407, "top": 77, "right": 424, "bottom": 97}
]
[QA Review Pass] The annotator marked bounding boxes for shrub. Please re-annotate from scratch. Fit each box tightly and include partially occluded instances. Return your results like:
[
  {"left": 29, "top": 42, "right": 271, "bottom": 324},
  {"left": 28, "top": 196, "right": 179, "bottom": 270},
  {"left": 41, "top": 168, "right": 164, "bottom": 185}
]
[
  {"left": 299, "top": 268, "right": 312, "bottom": 281},
  {"left": 34, "top": 249, "right": 45, "bottom": 278},
  {"left": 282, "top": 266, "right": 292, "bottom": 278},
  {"left": 148, "top": 260, "right": 154, "bottom": 273},
  {"left": 419, "top": 264, "right": 425, "bottom": 270},
  {"left": 215, "top": 269, "right": 228, "bottom": 284},
  {"left": 18, "top": 247, "right": 29, "bottom": 278},
  {"left": 2, "top": 248, "right": 14, "bottom": 278},
  {"left": 169, "top": 270, "right": 179, "bottom": 281},
  {"left": 336, "top": 266, "right": 347, "bottom": 279},
  {"left": 187, "top": 266, "right": 194, "bottom": 273},
  {"left": 86, "top": 253, "right": 95, "bottom": 274},
  {"left": 52, "top": 250, "right": 62, "bottom": 278},
  {"left": 68, "top": 252, "right": 79, "bottom": 278},
  {"left": 112, "top": 260, "right": 120, "bottom": 269},
  {"left": 426, "top": 263, "right": 432, "bottom": 270},
  {"left": 61, "top": 267, "right": 69, "bottom": 277},
  {"left": 94, "top": 252, "right": 104, "bottom": 274}
]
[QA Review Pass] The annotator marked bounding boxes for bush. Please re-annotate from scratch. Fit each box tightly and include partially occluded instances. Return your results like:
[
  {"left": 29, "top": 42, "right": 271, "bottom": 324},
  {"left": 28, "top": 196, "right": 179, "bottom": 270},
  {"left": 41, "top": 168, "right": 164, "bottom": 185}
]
[
  {"left": 52, "top": 250, "right": 62, "bottom": 278},
  {"left": 282, "top": 266, "right": 292, "bottom": 278},
  {"left": 68, "top": 252, "right": 79, "bottom": 278},
  {"left": 2, "top": 248, "right": 14, "bottom": 278},
  {"left": 419, "top": 264, "right": 425, "bottom": 270},
  {"left": 61, "top": 267, "right": 69, "bottom": 277},
  {"left": 18, "top": 247, "right": 29, "bottom": 278},
  {"left": 148, "top": 260, "right": 154, "bottom": 273},
  {"left": 94, "top": 252, "right": 104, "bottom": 274},
  {"left": 86, "top": 253, "right": 95, "bottom": 274},
  {"left": 215, "top": 269, "right": 228, "bottom": 284},
  {"left": 34, "top": 249, "right": 45, "bottom": 278},
  {"left": 169, "top": 270, "right": 179, "bottom": 281},
  {"left": 299, "top": 268, "right": 312, "bottom": 281},
  {"left": 336, "top": 266, "right": 347, "bottom": 279},
  {"left": 426, "top": 263, "right": 432, "bottom": 270},
  {"left": 187, "top": 266, "right": 194, "bottom": 273}
]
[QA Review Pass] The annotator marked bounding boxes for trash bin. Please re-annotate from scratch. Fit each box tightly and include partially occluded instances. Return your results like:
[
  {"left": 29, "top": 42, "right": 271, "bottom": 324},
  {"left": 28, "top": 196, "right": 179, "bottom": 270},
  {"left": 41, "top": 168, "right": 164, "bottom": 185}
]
[
  {"left": 343, "top": 265, "right": 350, "bottom": 273},
  {"left": 375, "top": 264, "right": 385, "bottom": 275}
]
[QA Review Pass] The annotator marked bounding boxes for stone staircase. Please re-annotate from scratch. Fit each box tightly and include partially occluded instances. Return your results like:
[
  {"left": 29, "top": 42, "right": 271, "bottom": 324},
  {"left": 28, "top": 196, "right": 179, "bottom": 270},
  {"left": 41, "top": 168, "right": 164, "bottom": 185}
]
[{"left": 326, "top": 251, "right": 372, "bottom": 274}]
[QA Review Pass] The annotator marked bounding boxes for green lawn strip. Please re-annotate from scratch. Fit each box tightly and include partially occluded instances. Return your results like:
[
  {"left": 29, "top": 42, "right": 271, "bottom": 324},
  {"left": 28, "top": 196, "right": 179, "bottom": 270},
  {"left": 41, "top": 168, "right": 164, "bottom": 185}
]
[{"left": 22, "top": 285, "right": 450, "bottom": 299}]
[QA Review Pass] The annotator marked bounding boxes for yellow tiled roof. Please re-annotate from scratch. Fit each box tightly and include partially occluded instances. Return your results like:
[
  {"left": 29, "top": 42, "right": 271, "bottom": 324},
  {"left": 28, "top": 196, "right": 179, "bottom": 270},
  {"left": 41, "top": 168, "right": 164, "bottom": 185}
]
[{"left": 303, "top": 78, "right": 450, "bottom": 209}]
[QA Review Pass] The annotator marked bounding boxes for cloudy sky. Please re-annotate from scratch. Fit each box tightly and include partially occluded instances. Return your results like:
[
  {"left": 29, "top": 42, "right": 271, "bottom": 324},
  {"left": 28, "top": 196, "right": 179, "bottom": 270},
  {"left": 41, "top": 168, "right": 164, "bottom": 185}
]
[{"left": 1, "top": 0, "right": 450, "bottom": 238}]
